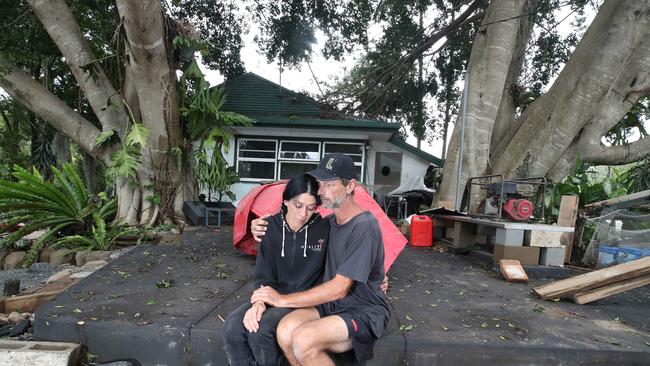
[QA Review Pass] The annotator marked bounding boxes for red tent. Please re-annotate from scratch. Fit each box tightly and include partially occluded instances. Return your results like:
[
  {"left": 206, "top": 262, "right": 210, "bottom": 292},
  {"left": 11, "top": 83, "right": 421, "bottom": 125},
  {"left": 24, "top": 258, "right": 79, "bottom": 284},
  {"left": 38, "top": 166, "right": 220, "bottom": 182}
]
[{"left": 233, "top": 181, "right": 407, "bottom": 271}]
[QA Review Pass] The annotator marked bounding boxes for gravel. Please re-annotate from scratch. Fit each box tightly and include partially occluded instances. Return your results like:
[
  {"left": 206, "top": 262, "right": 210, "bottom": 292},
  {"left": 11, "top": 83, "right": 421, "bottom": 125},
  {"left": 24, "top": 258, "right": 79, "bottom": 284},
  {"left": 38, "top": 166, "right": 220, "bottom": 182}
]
[
  {"left": 0, "top": 246, "right": 137, "bottom": 296},
  {"left": 0, "top": 262, "right": 66, "bottom": 295}
]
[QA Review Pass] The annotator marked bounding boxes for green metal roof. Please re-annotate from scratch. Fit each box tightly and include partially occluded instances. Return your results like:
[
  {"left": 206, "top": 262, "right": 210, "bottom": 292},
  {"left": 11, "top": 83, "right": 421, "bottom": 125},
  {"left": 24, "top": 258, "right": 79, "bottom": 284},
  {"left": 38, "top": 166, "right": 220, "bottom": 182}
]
[
  {"left": 248, "top": 115, "right": 399, "bottom": 132},
  {"left": 221, "top": 73, "right": 322, "bottom": 116},
  {"left": 390, "top": 138, "right": 444, "bottom": 166},
  {"left": 220, "top": 72, "right": 442, "bottom": 164}
]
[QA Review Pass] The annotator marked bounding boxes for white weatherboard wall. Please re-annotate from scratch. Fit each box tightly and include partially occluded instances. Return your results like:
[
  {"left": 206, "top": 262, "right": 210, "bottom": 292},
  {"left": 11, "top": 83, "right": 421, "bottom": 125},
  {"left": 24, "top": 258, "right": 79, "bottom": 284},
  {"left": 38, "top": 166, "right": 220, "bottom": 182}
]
[
  {"left": 367, "top": 141, "right": 431, "bottom": 189},
  {"left": 204, "top": 131, "right": 432, "bottom": 206}
]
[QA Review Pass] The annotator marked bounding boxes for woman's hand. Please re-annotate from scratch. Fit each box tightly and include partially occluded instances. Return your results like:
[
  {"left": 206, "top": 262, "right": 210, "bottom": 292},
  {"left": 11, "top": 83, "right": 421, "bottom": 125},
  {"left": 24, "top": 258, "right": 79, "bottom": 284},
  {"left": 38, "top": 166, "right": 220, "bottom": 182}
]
[{"left": 243, "top": 301, "right": 266, "bottom": 332}]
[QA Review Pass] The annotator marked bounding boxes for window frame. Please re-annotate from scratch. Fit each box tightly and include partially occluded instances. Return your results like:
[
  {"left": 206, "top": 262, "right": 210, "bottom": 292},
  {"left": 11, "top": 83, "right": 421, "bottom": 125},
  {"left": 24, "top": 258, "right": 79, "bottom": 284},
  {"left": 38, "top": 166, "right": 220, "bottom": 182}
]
[{"left": 236, "top": 138, "right": 278, "bottom": 182}]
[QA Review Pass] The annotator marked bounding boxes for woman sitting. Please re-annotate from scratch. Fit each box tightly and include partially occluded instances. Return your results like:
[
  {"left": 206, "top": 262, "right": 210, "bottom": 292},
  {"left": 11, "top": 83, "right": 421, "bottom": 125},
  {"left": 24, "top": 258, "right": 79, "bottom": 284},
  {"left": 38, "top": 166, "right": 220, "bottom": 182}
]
[{"left": 223, "top": 174, "right": 330, "bottom": 366}]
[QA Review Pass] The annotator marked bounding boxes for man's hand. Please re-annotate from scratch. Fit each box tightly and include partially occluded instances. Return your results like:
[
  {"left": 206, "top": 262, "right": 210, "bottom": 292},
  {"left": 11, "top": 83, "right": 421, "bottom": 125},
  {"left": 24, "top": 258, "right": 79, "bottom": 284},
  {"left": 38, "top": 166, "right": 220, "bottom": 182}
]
[
  {"left": 243, "top": 301, "right": 266, "bottom": 332},
  {"left": 251, "top": 285, "right": 284, "bottom": 307},
  {"left": 251, "top": 214, "right": 271, "bottom": 242},
  {"left": 381, "top": 274, "right": 389, "bottom": 294}
]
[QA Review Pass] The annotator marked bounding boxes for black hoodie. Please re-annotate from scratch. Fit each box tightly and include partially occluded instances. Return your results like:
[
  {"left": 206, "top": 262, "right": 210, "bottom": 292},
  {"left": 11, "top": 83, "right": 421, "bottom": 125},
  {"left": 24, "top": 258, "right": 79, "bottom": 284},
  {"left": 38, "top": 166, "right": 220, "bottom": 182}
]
[{"left": 254, "top": 211, "right": 330, "bottom": 295}]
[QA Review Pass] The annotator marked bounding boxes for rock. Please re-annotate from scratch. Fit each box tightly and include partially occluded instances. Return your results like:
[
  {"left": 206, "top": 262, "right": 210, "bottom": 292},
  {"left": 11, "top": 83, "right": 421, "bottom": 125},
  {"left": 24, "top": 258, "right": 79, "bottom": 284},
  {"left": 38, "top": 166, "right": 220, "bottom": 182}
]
[
  {"left": 4, "top": 251, "right": 26, "bottom": 270},
  {"left": 81, "top": 260, "right": 107, "bottom": 271},
  {"left": 0, "top": 313, "right": 8, "bottom": 323},
  {"left": 49, "top": 249, "right": 74, "bottom": 265},
  {"left": 171, "top": 228, "right": 181, "bottom": 235},
  {"left": 86, "top": 251, "right": 111, "bottom": 262},
  {"left": 75, "top": 250, "right": 91, "bottom": 266},
  {"left": 38, "top": 247, "right": 56, "bottom": 263},
  {"left": 23, "top": 229, "right": 48, "bottom": 241},
  {"left": 69, "top": 271, "right": 93, "bottom": 279},
  {"left": 46, "top": 269, "right": 75, "bottom": 284},
  {"left": 8, "top": 312, "right": 24, "bottom": 324},
  {"left": 0, "top": 248, "right": 9, "bottom": 267},
  {"left": 20, "top": 313, "right": 31, "bottom": 320},
  {"left": 0, "top": 318, "right": 30, "bottom": 337}
]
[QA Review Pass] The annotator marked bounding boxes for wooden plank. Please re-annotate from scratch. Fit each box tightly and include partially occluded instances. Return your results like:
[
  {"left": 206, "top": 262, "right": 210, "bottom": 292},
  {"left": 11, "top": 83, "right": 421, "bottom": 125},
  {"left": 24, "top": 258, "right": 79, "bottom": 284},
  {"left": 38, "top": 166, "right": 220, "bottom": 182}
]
[
  {"left": 429, "top": 214, "right": 574, "bottom": 232},
  {"left": 557, "top": 195, "right": 579, "bottom": 262},
  {"left": 533, "top": 256, "right": 650, "bottom": 300},
  {"left": 3, "top": 290, "right": 62, "bottom": 313},
  {"left": 571, "top": 274, "right": 650, "bottom": 305},
  {"left": 584, "top": 189, "right": 650, "bottom": 211}
]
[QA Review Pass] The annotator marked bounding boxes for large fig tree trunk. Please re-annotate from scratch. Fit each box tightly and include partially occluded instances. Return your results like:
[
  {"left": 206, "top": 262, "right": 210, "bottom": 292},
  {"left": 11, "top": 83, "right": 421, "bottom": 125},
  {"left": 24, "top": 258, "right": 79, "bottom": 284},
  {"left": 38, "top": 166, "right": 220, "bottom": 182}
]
[
  {"left": 438, "top": 0, "right": 650, "bottom": 209},
  {"left": 0, "top": 0, "right": 194, "bottom": 225}
]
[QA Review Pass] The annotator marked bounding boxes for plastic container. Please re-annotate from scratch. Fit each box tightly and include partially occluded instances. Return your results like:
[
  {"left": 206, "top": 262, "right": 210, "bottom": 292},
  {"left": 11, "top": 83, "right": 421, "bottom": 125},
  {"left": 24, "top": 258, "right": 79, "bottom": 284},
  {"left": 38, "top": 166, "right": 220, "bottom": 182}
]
[
  {"left": 597, "top": 246, "right": 650, "bottom": 268},
  {"left": 410, "top": 215, "right": 433, "bottom": 247},
  {"left": 597, "top": 246, "right": 618, "bottom": 268}
]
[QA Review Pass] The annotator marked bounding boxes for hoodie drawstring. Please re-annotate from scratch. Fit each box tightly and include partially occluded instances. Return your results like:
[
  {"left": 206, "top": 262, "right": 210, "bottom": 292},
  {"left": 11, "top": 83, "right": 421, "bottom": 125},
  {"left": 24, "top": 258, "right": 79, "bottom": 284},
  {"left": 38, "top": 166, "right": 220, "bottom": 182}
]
[
  {"left": 281, "top": 220, "right": 286, "bottom": 257},
  {"left": 303, "top": 225, "right": 308, "bottom": 257},
  {"left": 281, "top": 214, "right": 314, "bottom": 258}
]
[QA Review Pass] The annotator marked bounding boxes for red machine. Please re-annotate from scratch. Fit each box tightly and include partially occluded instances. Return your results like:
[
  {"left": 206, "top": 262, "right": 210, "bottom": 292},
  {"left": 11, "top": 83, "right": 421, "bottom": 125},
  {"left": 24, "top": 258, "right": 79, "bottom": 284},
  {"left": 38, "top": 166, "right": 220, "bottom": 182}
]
[
  {"left": 502, "top": 198, "right": 534, "bottom": 221},
  {"left": 466, "top": 175, "right": 547, "bottom": 222}
]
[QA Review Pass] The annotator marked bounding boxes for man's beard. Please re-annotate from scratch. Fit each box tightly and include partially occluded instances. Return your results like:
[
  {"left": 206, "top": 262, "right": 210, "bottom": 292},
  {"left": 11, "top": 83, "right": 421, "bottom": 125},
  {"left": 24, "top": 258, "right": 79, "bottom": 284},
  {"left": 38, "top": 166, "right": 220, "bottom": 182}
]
[{"left": 322, "top": 194, "right": 345, "bottom": 209}]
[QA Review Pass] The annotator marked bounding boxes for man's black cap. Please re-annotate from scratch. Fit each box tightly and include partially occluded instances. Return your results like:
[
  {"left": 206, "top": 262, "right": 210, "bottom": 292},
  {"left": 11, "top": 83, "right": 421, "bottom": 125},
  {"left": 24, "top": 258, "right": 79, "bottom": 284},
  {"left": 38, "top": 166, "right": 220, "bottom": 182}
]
[{"left": 308, "top": 153, "right": 358, "bottom": 181}]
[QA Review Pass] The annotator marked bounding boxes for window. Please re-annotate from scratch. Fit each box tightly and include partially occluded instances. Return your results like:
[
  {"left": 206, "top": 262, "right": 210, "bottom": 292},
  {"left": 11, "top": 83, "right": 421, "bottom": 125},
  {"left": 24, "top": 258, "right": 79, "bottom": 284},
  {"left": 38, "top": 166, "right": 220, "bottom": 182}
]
[
  {"left": 277, "top": 141, "right": 320, "bottom": 179},
  {"left": 237, "top": 139, "right": 277, "bottom": 181},
  {"left": 278, "top": 161, "right": 319, "bottom": 179},
  {"left": 323, "top": 142, "right": 365, "bottom": 180},
  {"left": 235, "top": 138, "right": 365, "bottom": 182},
  {"left": 279, "top": 141, "right": 320, "bottom": 161}
]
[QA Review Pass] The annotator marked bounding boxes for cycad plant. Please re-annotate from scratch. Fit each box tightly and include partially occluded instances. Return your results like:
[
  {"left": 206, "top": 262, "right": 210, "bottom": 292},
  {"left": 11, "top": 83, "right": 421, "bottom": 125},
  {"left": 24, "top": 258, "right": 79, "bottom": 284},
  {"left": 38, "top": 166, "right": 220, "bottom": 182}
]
[
  {"left": 0, "top": 164, "right": 116, "bottom": 265},
  {"left": 51, "top": 211, "right": 133, "bottom": 252}
]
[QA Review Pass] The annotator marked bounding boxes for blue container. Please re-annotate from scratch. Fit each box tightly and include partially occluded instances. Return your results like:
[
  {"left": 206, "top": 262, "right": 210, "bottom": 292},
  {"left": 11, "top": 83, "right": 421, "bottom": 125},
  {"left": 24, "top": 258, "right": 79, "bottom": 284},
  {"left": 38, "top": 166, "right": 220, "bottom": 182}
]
[
  {"left": 598, "top": 246, "right": 650, "bottom": 268},
  {"left": 597, "top": 246, "right": 619, "bottom": 268}
]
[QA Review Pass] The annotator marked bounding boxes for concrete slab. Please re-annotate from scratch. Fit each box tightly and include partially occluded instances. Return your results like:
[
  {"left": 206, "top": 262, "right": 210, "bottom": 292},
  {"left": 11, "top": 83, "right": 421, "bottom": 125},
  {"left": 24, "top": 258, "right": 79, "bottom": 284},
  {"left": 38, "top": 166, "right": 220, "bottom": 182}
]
[
  {"left": 0, "top": 339, "right": 80, "bottom": 366},
  {"left": 34, "top": 238, "right": 253, "bottom": 365},
  {"left": 32, "top": 227, "right": 650, "bottom": 365}
]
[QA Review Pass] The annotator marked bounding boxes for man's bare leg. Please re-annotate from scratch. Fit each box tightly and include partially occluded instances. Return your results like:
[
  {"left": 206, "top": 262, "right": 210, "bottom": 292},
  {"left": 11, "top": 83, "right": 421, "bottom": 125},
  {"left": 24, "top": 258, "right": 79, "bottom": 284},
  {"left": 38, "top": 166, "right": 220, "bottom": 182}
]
[
  {"left": 291, "top": 315, "right": 352, "bottom": 366},
  {"left": 277, "top": 308, "right": 320, "bottom": 366}
]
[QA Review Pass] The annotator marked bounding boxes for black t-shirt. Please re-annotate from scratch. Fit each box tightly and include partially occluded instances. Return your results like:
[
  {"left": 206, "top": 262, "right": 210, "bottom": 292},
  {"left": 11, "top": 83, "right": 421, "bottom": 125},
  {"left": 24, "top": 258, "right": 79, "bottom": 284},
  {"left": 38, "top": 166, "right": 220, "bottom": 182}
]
[{"left": 320, "top": 211, "right": 390, "bottom": 338}]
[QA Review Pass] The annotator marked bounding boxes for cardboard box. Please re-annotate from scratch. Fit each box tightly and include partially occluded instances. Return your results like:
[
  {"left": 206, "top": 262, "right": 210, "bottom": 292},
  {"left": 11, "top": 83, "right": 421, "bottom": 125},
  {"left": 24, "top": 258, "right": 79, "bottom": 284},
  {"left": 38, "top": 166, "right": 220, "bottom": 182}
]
[{"left": 493, "top": 244, "right": 540, "bottom": 266}]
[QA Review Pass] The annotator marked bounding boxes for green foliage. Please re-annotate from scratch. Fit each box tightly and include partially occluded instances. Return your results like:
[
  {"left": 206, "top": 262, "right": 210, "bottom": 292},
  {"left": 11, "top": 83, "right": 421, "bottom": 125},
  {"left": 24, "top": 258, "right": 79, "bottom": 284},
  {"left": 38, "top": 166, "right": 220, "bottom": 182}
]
[
  {"left": 543, "top": 158, "right": 647, "bottom": 222},
  {"left": 0, "top": 163, "right": 116, "bottom": 266},
  {"left": 196, "top": 148, "right": 239, "bottom": 202},
  {"left": 246, "top": 0, "right": 373, "bottom": 66},
  {"left": 94, "top": 128, "right": 116, "bottom": 148},
  {"left": 604, "top": 97, "right": 649, "bottom": 146},
  {"left": 177, "top": 59, "right": 251, "bottom": 202},
  {"left": 178, "top": 59, "right": 252, "bottom": 147},
  {"left": 51, "top": 212, "right": 134, "bottom": 252},
  {"left": 107, "top": 147, "right": 141, "bottom": 179},
  {"left": 615, "top": 158, "right": 650, "bottom": 194},
  {"left": 170, "top": 1, "right": 245, "bottom": 78},
  {"left": 0, "top": 98, "right": 31, "bottom": 180}
]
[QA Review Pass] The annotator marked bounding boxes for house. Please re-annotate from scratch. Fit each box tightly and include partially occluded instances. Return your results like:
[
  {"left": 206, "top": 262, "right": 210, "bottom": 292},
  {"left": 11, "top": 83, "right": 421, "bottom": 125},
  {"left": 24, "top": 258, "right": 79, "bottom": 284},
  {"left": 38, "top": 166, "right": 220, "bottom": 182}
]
[{"left": 216, "top": 72, "right": 443, "bottom": 204}]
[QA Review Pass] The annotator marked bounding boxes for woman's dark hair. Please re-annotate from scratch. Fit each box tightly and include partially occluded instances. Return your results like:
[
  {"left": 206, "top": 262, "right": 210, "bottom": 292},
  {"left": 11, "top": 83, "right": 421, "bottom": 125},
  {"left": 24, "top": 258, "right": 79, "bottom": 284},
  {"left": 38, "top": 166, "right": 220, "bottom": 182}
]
[{"left": 281, "top": 174, "right": 321, "bottom": 214}]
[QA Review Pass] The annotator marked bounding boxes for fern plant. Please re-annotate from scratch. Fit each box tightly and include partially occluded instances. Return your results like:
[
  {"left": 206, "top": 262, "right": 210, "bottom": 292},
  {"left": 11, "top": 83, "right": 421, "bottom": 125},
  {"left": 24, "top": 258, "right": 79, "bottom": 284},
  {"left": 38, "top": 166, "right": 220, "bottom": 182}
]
[{"left": 0, "top": 164, "right": 117, "bottom": 266}]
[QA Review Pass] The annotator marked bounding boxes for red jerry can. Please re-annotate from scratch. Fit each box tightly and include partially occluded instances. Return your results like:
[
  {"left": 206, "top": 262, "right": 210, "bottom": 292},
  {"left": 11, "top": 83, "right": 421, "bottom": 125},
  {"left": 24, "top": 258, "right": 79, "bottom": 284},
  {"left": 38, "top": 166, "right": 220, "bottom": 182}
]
[{"left": 410, "top": 215, "right": 433, "bottom": 247}]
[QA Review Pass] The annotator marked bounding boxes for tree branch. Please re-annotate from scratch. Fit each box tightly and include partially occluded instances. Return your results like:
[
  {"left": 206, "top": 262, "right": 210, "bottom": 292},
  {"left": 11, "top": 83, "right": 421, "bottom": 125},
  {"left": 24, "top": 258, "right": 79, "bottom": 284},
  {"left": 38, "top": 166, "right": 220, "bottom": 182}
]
[
  {"left": 27, "top": 0, "right": 127, "bottom": 137},
  {"left": 584, "top": 137, "right": 650, "bottom": 165},
  {"left": 0, "top": 55, "right": 111, "bottom": 166}
]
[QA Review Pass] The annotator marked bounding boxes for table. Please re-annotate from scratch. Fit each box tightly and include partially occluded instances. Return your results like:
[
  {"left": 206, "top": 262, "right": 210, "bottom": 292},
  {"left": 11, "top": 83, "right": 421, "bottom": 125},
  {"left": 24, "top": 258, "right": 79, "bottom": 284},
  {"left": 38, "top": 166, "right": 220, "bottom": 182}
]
[{"left": 204, "top": 206, "right": 236, "bottom": 227}]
